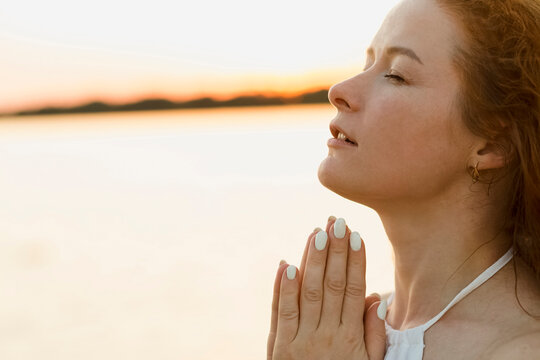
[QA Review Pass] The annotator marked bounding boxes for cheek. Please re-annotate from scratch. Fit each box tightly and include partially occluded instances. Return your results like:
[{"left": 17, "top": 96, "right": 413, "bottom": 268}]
[
  {"left": 319, "top": 86, "right": 469, "bottom": 201},
  {"left": 364, "top": 93, "right": 453, "bottom": 161},
  {"left": 355, "top": 100, "right": 461, "bottom": 194}
]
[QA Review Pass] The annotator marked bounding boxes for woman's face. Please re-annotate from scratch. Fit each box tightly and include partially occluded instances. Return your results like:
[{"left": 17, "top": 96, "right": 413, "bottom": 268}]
[{"left": 318, "top": 0, "right": 477, "bottom": 207}]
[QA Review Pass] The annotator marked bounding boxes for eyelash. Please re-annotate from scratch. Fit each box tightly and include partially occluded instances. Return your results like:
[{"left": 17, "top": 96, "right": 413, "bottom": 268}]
[
  {"left": 384, "top": 73, "right": 406, "bottom": 84},
  {"left": 361, "top": 61, "right": 408, "bottom": 84}
]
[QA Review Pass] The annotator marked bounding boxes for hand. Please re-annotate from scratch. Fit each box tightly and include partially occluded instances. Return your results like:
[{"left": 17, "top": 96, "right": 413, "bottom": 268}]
[{"left": 267, "top": 216, "right": 387, "bottom": 360}]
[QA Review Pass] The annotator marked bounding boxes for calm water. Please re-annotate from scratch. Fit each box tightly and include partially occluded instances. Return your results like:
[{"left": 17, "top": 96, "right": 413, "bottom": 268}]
[{"left": 0, "top": 104, "right": 393, "bottom": 360}]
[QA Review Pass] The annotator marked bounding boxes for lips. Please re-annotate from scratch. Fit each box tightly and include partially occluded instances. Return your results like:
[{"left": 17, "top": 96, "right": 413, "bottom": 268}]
[{"left": 329, "top": 123, "right": 357, "bottom": 145}]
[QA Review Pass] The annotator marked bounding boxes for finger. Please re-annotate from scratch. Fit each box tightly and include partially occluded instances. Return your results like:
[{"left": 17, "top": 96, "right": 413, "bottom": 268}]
[
  {"left": 365, "top": 293, "right": 381, "bottom": 314},
  {"left": 326, "top": 215, "right": 336, "bottom": 234},
  {"left": 299, "top": 216, "right": 334, "bottom": 291},
  {"left": 341, "top": 232, "right": 366, "bottom": 330},
  {"left": 364, "top": 300, "right": 387, "bottom": 360},
  {"left": 319, "top": 217, "right": 350, "bottom": 328},
  {"left": 276, "top": 265, "right": 300, "bottom": 344},
  {"left": 299, "top": 228, "right": 320, "bottom": 290},
  {"left": 297, "top": 229, "right": 329, "bottom": 332},
  {"left": 267, "top": 261, "right": 289, "bottom": 360}
]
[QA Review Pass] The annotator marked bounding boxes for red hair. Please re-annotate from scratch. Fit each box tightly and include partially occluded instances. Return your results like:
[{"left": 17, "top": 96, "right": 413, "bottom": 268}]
[{"left": 436, "top": 0, "right": 540, "bottom": 281}]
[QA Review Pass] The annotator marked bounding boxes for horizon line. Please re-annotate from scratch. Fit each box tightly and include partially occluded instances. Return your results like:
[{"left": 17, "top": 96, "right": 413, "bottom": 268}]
[{"left": 2, "top": 88, "right": 331, "bottom": 117}]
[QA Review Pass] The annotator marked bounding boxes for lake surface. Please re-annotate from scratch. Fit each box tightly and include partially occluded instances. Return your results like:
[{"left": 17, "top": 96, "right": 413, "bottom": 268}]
[{"left": 0, "top": 104, "right": 394, "bottom": 360}]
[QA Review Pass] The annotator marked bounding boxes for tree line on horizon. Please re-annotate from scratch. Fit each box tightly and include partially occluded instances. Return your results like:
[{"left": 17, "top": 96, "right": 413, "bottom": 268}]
[{"left": 9, "top": 89, "right": 330, "bottom": 117}]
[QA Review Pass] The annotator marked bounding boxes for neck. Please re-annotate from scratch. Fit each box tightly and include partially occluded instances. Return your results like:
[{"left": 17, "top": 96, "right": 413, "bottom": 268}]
[{"left": 377, "top": 192, "right": 512, "bottom": 330}]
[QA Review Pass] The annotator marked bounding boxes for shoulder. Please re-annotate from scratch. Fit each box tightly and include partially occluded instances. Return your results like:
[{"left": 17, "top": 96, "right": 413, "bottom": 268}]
[
  {"left": 477, "top": 258, "right": 540, "bottom": 359},
  {"left": 481, "top": 331, "right": 540, "bottom": 360}
]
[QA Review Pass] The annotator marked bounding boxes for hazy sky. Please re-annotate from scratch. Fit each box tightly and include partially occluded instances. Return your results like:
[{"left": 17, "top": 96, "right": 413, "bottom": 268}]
[{"left": 0, "top": 0, "right": 400, "bottom": 113}]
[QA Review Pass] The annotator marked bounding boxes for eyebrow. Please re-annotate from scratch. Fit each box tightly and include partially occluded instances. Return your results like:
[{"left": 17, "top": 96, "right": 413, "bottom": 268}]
[{"left": 366, "top": 46, "right": 424, "bottom": 65}]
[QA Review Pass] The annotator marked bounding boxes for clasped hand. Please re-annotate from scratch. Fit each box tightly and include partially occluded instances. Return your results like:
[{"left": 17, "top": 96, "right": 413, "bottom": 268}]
[{"left": 267, "top": 216, "right": 387, "bottom": 360}]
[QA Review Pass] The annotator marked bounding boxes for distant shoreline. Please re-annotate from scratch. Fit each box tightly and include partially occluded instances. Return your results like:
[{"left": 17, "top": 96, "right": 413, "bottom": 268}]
[{"left": 4, "top": 89, "right": 329, "bottom": 117}]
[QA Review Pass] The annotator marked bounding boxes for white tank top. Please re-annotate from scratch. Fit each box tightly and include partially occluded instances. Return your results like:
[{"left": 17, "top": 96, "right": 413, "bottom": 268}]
[{"left": 384, "top": 247, "right": 514, "bottom": 360}]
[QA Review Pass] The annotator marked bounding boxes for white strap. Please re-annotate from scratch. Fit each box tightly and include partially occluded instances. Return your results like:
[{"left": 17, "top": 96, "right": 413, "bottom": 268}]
[{"left": 387, "top": 247, "right": 514, "bottom": 331}]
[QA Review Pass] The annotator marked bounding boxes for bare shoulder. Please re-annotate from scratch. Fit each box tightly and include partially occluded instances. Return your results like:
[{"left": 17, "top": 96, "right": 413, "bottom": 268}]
[
  {"left": 424, "top": 256, "right": 540, "bottom": 360},
  {"left": 476, "top": 257, "right": 540, "bottom": 359},
  {"left": 481, "top": 331, "right": 540, "bottom": 360}
]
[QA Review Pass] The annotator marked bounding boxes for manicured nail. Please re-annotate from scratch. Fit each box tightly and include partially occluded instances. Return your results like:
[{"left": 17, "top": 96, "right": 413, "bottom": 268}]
[
  {"left": 286, "top": 265, "right": 296, "bottom": 280},
  {"left": 328, "top": 215, "right": 336, "bottom": 222},
  {"left": 377, "top": 299, "right": 388, "bottom": 320},
  {"left": 350, "top": 231, "right": 362, "bottom": 251},
  {"left": 313, "top": 227, "right": 322, "bottom": 233},
  {"left": 369, "top": 292, "right": 381, "bottom": 299},
  {"left": 334, "top": 218, "right": 346, "bottom": 238},
  {"left": 279, "top": 259, "right": 287, "bottom": 266},
  {"left": 315, "top": 230, "right": 328, "bottom": 250}
]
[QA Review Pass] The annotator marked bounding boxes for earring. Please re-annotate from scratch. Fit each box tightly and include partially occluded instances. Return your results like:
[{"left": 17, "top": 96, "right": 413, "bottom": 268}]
[{"left": 472, "top": 161, "right": 480, "bottom": 183}]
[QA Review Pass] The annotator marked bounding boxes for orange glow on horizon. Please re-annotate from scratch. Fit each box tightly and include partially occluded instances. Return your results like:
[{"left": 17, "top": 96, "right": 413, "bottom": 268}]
[
  {"left": 3, "top": 67, "right": 359, "bottom": 114},
  {"left": 1, "top": 0, "right": 400, "bottom": 115}
]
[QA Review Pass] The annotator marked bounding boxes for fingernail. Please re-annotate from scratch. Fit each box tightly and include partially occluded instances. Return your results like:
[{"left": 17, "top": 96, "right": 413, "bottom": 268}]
[
  {"left": 279, "top": 259, "right": 287, "bottom": 266},
  {"left": 377, "top": 299, "right": 388, "bottom": 320},
  {"left": 313, "top": 227, "right": 322, "bottom": 233},
  {"left": 327, "top": 215, "right": 336, "bottom": 222},
  {"left": 286, "top": 265, "right": 296, "bottom": 280},
  {"left": 350, "top": 231, "right": 362, "bottom": 251},
  {"left": 369, "top": 292, "right": 381, "bottom": 299},
  {"left": 334, "top": 218, "right": 346, "bottom": 238},
  {"left": 315, "top": 230, "right": 328, "bottom": 250}
]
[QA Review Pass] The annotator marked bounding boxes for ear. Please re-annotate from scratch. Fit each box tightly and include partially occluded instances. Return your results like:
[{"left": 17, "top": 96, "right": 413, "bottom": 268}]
[{"left": 470, "top": 139, "right": 510, "bottom": 172}]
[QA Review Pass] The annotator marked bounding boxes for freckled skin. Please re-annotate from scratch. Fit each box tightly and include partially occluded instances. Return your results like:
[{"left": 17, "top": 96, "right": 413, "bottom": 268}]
[
  {"left": 268, "top": 0, "right": 540, "bottom": 358},
  {"left": 318, "top": 0, "right": 477, "bottom": 210},
  {"left": 313, "top": 0, "right": 540, "bottom": 359}
]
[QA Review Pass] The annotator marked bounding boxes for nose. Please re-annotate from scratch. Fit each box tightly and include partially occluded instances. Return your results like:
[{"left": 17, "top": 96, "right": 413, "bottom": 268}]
[{"left": 328, "top": 77, "right": 359, "bottom": 112}]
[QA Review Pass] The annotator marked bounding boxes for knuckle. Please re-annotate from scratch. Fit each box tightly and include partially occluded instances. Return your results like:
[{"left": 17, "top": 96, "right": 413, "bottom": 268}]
[
  {"left": 316, "top": 331, "right": 335, "bottom": 347},
  {"left": 373, "top": 329, "right": 387, "bottom": 343},
  {"left": 309, "top": 254, "right": 326, "bottom": 267},
  {"left": 279, "top": 307, "right": 300, "bottom": 321},
  {"left": 330, "top": 244, "right": 348, "bottom": 255},
  {"left": 282, "top": 285, "right": 297, "bottom": 296},
  {"left": 302, "top": 287, "right": 323, "bottom": 303},
  {"left": 342, "top": 330, "right": 363, "bottom": 348},
  {"left": 326, "top": 278, "right": 346, "bottom": 295},
  {"left": 345, "top": 282, "right": 365, "bottom": 298},
  {"left": 349, "top": 256, "right": 363, "bottom": 268}
]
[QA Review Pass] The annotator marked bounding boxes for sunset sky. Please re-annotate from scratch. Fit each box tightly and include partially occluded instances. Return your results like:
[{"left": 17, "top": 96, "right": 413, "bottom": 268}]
[{"left": 1, "top": 0, "right": 400, "bottom": 113}]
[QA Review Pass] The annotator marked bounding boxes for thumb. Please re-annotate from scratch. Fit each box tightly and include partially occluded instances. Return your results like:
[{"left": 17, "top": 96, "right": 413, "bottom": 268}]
[{"left": 364, "top": 298, "right": 387, "bottom": 360}]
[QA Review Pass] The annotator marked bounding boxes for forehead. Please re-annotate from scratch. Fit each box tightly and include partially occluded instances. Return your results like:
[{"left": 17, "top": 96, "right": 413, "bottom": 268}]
[{"left": 369, "top": 0, "right": 460, "bottom": 65}]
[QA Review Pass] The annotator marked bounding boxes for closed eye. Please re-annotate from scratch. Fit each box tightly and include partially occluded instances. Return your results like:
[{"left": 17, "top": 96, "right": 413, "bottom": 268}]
[{"left": 384, "top": 73, "right": 406, "bottom": 83}]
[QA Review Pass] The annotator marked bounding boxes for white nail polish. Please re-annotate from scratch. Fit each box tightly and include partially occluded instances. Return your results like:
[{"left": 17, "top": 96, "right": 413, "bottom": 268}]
[
  {"left": 334, "top": 218, "right": 346, "bottom": 238},
  {"left": 350, "top": 231, "right": 362, "bottom": 251},
  {"left": 286, "top": 265, "right": 296, "bottom": 280},
  {"left": 377, "top": 299, "right": 388, "bottom": 320},
  {"left": 315, "top": 231, "right": 328, "bottom": 250}
]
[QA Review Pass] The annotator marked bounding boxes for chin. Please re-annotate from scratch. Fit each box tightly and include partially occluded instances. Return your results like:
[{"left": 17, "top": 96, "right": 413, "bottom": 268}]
[
  {"left": 317, "top": 157, "right": 348, "bottom": 197},
  {"left": 317, "top": 157, "right": 334, "bottom": 188},
  {"left": 317, "top": 157, "right": 377, "bottom": 208}
]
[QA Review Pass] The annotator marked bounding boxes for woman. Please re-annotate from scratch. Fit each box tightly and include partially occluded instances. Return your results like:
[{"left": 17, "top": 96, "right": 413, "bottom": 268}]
[{"left": 267, "top": 0, "right": 539, "bottom": 359}]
